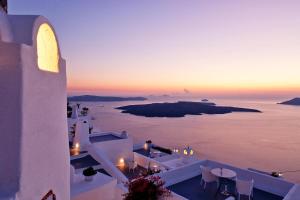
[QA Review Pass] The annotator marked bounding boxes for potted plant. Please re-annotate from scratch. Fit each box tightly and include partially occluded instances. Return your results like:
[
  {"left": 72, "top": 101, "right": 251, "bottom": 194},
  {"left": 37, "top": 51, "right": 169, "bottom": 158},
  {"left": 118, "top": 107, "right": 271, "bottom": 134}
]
[
  {"left": 123, "top": 176, "right": 171, "bottom": 200},
  {"left": 83, "top": 167, "right": 97, "bottom": 181}
]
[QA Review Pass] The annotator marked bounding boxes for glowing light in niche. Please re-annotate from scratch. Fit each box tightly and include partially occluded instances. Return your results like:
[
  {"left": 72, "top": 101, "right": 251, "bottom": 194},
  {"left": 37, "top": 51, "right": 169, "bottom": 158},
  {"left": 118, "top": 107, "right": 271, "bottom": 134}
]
[
  {"left": 119, "top": 158, "right": 125, "bottom": 165},
  {"left": 37, "top": 23, "right": 59, "bottom": 72}
]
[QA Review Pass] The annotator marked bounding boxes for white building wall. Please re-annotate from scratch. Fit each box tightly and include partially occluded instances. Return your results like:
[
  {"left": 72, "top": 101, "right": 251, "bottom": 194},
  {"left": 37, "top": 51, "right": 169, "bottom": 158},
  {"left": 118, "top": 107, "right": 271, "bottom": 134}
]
[
  {"left": 92, "top": 138, "right": 133, "bottom": 165},
  {"left": 0, "top": 38, "right": 22, "bottom": 198},
  {"left": 71, "top": 177, "right": 116, "bottom": 200},
  {"left": 0, "top": 14, "right": 70, "bottom": 199}
]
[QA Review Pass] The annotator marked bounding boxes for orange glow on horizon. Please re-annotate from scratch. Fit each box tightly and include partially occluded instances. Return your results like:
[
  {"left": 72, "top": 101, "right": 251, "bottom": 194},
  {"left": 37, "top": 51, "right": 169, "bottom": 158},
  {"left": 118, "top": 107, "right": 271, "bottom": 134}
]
[{"left": 67, "top": 82, "right": 300, "bottom": 96}]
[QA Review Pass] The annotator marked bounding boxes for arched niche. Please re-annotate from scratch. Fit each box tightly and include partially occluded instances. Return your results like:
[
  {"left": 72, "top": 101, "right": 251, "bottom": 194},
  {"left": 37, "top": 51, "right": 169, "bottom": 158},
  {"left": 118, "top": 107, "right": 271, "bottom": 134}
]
[{"left": 36, "top": 23, "right": 59, "bottom": 73}]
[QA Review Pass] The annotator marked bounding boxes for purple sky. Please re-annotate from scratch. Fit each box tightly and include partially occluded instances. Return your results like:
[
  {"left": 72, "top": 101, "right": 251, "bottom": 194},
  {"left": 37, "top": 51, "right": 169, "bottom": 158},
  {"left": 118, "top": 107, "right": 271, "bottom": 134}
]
[{"left": 10, "top": 0, "right": 300, "bottom": 98}]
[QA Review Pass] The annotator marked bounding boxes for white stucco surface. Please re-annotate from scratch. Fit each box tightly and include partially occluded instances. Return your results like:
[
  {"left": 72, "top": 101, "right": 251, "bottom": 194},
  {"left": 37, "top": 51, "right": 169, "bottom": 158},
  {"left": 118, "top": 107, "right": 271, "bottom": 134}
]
[
  {"left": 87, "top": 145, "right": 128, "bottom": 183},
  {"left": 0, "top": 13, "right": 69, "bottom": 200},
  {"left": 283, "top": 184, "right": 300, "bottom": 200},
  {"left": 74, "top": 120, "right": 91, "bottom": 150},
  {"left": 91, "top": 136, "right": 133, "bottom": 165}
]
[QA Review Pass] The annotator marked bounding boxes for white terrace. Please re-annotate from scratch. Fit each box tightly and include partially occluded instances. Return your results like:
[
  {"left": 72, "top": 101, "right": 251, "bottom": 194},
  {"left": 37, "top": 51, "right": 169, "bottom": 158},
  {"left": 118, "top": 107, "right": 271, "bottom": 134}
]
[{"left": 68, "top": 108, "right": 299, "bottom": 200}]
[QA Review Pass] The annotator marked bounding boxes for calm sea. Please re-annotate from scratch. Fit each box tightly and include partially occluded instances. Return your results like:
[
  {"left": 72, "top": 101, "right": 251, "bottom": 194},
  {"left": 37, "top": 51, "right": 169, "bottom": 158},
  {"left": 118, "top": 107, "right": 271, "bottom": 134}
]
[{"left": 82, "top": 97, "right": 300, "bottom": 183}]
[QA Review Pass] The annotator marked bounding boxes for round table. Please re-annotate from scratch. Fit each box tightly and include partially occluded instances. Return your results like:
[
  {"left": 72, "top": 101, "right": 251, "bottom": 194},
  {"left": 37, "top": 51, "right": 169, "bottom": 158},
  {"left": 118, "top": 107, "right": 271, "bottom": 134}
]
[
  {"left": 211, "top": 168, "right": 237, "bottom": 196},
  {"left": 211, "top": 168, "right": 237, "bottom": 179}
]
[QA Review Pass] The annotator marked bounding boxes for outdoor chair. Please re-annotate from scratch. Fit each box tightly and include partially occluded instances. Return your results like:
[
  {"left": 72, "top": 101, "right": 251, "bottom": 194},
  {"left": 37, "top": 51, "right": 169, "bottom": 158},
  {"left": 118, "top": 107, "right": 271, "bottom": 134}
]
[
  {"left": 200, "top": 165, "right": 219, "bottom": 190},
  {"left": 236, "top": 179, "right": 254, "bottom": 200}
]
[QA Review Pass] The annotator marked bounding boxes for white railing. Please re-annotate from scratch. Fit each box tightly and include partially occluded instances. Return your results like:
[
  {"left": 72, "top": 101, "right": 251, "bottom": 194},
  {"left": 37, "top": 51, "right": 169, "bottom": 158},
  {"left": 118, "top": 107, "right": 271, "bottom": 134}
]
[
  {"left": 87, "top": 145, "right": 128, "bottom": 184},
  {"left": 133, "top": 142, "right": 144, "bottom": 151},
  {"left": 154, "top": 154, "right": 180, "bottom": 162},
  {"left": 157, "top": 161, "right": 203, "bottom": 187},
  {"left": 203, "top": 160, "right": 294, "bottom": 197},
  {"left": 134, "top": 152, "right": 165, "bottom": 169}
]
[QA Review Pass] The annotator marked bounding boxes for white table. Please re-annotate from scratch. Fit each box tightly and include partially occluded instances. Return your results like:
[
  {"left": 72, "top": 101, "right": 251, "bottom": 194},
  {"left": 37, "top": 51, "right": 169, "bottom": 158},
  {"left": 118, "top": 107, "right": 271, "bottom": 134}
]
[
  {"left": 211, "top": 168, "right": 237, "bottom": 179},
  {"left": 211, "top": 168, "right": 237, "bottom": 196}
]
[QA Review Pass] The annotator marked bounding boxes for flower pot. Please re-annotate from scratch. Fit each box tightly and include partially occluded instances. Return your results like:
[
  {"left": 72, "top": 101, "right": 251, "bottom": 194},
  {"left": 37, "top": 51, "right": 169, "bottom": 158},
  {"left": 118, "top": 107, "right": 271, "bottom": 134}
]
[{"left": 85, "top": 175, "right": 95, "bottom": 182}]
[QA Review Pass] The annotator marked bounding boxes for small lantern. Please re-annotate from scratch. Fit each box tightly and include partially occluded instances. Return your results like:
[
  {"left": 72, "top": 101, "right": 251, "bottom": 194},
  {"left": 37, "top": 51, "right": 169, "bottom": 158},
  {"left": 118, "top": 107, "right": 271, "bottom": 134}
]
[
  {"left": 144, "top": 140, "right": 152, "bottom": 151},
  {"left": 119, "top": 158, "right": 125, "bottom": 167},
  {"left": 183, "top": 149, "right": 188, "bottom": 155},
  {"left": 173, "top": 148, "right": 179, "bottom": 154},
  {"left": 75, "top": 142, "right": 80, "bottom": 149},
  {"left": 183, "top": 146, "right": 193, "bottom": 156},
  {"left": 117, "top": 158, "right": 125, "bottom": 170},
  {"left": 153, "top": 164, "right": 159, "bottom": 173}
]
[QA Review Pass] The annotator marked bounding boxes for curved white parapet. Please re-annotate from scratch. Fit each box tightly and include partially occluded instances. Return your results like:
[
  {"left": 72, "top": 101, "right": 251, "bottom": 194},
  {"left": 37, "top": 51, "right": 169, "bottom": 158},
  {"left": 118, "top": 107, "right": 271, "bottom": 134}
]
[
  {"left": 87, "top": 145, "right": 128, "bottom": 184},
  {"left": 71, "top": 173, "right": 117, "bottom": 200},
  {"left": 283, "top": 184, "right": 300, "bottom": 200}
]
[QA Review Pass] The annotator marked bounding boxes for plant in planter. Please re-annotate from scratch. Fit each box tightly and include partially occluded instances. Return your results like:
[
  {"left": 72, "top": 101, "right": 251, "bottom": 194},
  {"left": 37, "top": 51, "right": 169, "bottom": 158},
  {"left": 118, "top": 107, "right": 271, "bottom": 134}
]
[
  {"left": 123, "top": 176, "right": 171, "bottom": 200},
  {"left": 83, "top": 167, "right": 97, "bottom": 181}
]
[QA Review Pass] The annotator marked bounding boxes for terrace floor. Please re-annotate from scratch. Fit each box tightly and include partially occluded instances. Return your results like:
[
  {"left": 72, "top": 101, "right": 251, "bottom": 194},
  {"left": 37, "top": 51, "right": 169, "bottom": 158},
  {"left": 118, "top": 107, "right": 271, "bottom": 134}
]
[
  {"left": 71, "top": 155, "right": 100, "bottom": 169},
  {"left": 134, "top": 148, "right": 150, "bottom": 157},
  {"left": 90, "top": 134, "right": 122, "bottom": 143},
  {"left": 97, "top": 169, "right": 111, "bottom": 177},
  {"left": 168, "top": 175, "right": 283, "bottom": 200},
  {"left": 117, "top": 165, "right": 148, "bottom": 181},
  {"left": 134, "top": 148, "right": 169, "bottom": 158}
]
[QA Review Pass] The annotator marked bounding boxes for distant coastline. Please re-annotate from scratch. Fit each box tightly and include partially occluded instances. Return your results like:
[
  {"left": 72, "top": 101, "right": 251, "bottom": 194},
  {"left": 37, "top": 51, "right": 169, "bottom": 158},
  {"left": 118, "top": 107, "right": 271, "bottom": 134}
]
[
  {"left": 116, "top": 101, "right": 261, "bottom": 117},
  {"left": 278, "top": 98, "right": 300, "bottom": 106},
  {"left": 68, "top": 95, "right": 147, "bottom": 102}
]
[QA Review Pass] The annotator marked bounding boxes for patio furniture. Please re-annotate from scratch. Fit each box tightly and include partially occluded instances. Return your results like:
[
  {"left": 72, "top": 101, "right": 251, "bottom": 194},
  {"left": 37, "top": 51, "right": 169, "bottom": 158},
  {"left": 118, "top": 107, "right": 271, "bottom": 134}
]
[
  {"left": 211, "top": 168, "right": 237, "bottom": 196},
  {"left": 236, "top": 179, "right": 254, "bottom": 200},
  {"left": 200, "top": 165, "right": 219, "bottom": 190},
  {"left": 127, "top": 160, "right": 138, "bottom": 172}
]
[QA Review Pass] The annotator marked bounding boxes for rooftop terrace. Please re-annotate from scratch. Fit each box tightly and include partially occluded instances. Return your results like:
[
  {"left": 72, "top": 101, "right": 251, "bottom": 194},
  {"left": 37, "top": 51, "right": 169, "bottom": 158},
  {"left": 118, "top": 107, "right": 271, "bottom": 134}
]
[
  {"left": 90, "top": 134, "right": 122, "bottom": 143},
  {"left": 71, "top": 155, "right": 100, "bottom": 169},
  {"left": 134, "top": 147, "right": 170, "bottom": 158},
  {"left": 168, "top": 175, "right": 283, "bottom": 200}
]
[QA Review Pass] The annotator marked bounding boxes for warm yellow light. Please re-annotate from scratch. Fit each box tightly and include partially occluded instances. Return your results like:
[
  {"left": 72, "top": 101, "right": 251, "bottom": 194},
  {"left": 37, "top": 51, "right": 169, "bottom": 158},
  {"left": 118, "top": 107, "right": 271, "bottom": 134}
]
[
  {"left": 75, "top": 143, "right": 80, "bottom": 149},
  {"left": 119, "top": 158, "right": 125, "bottom": 165},
  {"left": 183, "top": 149, "right": 188, "bottom": 155},
  {"left": 144, "top": 143, "right": 148, "bottom": 150},
  {"left": 190, "top": 150, "right": 194, "bottom": 156},
  {"left": 37, "top": 23, "right": 59, "bottom": 72}
]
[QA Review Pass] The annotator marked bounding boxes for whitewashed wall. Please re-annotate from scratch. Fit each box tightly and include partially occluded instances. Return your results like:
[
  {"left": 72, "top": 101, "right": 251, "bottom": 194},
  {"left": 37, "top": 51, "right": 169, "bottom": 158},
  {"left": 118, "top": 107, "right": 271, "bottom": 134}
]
[
  {"left": 92, "top": 137, "right": 133, "bottom": 165},
  {"left": 0, "top": 14, "right": 70, "bottom": 199}
]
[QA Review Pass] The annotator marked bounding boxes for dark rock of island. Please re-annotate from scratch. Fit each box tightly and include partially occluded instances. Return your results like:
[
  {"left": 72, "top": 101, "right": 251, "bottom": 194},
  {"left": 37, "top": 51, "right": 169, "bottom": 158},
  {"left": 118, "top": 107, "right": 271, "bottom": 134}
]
[
  {"left": 68, "top": 95, "right": 147, "bottom": 102},
  {"left": 116, "top": 101, "right": 261, "bottom": 117},
  {"left": 278, "top": 98, "right": 300, "bottom": 106}
]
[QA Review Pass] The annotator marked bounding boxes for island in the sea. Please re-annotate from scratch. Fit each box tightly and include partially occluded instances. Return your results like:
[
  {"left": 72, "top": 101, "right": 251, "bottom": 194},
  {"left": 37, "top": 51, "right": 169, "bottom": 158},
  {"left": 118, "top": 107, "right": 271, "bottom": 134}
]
[
  {"left": 116, "top": 101, "right": 261, "bottom": 117},
  {"left": 68, "top": 95, "right": 147, "bottom": 102},
  {"left": 278, "top": 98, "right": 300, "bottom": 106}
]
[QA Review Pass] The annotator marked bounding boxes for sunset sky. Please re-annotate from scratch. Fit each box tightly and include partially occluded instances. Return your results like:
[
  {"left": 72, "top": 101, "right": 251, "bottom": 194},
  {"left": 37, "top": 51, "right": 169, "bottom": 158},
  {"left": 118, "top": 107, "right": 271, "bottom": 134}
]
[{"left": 10, "top": 0, "right": 300, "bottom": 97}]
